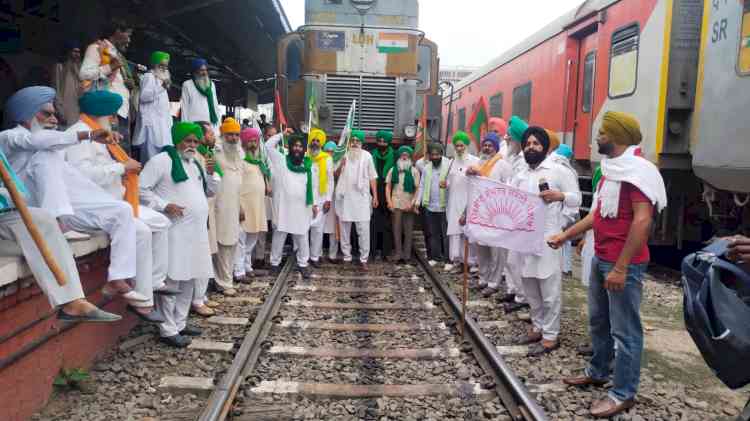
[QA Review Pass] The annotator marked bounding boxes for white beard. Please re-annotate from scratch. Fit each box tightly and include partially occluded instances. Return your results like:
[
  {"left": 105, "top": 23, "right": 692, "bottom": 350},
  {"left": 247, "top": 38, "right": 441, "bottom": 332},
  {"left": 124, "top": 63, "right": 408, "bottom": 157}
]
[
  {"left": 29, "top": 118, "right": 44, "bottom": 133},
  {"left": 180, "top": 150, "right": 196, "bottom": 161},
  {"left": 310, "top": 146, "right": 321, "bottom": 157},
  {"left": 397, "top": 159, "right": 412, "bottom": 172},
  {"left": 195, "top": 75, "right": 211, "bottom": 91},
  {"left": 347, "top": 148, "right": 362, "bottom": 161},
  {"left": 154, "top": 68, "right": 171, "bottom": 82},
  {"left": 96, "top": 117, "right": 112, "bottom": 131},
  {"left": 479, "top": 153, "right": 492, "bottom": 162}
]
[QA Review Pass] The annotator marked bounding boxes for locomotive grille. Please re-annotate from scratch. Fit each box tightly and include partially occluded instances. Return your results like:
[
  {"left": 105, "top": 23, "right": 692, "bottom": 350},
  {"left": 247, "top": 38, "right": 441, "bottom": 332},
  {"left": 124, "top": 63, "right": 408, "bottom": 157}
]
[{"left": 326, "top": 74, "right": 397, "bottom": 133}]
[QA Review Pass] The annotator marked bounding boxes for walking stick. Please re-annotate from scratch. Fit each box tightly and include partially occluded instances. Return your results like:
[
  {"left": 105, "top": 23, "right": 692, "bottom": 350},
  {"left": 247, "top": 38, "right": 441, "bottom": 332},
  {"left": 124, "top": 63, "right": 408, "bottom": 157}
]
[
  {"left": 461, "top": 238, "right": 468, "bottom": 340},
  {"left": 0, "top": 163, "right": 67, "bottom": 285}
]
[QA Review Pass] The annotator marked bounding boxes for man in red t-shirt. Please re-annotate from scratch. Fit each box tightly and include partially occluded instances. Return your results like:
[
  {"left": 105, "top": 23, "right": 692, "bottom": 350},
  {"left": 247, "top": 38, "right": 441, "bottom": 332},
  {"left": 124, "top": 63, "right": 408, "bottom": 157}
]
[{"left": 548, "top": 111, "right": 666, "bottom": 418}]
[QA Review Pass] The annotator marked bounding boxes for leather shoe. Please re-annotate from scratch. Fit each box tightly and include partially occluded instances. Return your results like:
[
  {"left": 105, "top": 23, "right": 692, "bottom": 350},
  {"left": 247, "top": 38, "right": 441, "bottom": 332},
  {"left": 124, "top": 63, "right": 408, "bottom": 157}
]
[
  {"left": 153, "top": 285, "right": 181, "bottom": 296},
  {"left": 504, "top": 301, "right": 530, "bottom": 314},
  {"left": 309, "top": 260, "right": 321, "bottom": 268},
  {"left": 359, "top": 262, "right": 368, "bottom": 271},
  {"left": 496, "top": 293, "right": 516, "bottom": 303},
  {"left": 58, "top": 308, "right": 122, "bottom": 323},
  {"left": 270, "top": 265, "right": 282, "bottom": 276},
  {"left": 563, "top": 375, "right": 608, "bottom": 387},
  {"left": 205, "top": 300, "right": 220, "bottom": 308},
  {"left": 192, "top": 304, "right": 215, "bottom": 317},
  {"left": 481, "top": 287, "right": 499, "bottom": 297},
  {"left": 590, "top": 396, "right": 635, "bottom": 418},
  {"left": 160, "top": 334, "right": 191, "bottom": 348},
  {"left": 527, "top": 340, "right": 559, "bottom": 357},
  {"left": 179, "top": 325, "right": 203, "bottom": 336},
  {"left": 299, "top": 266, "right": 311, "bottom": 279},
  {"left": 515, "top": 332, "right": 542, "bottom": 345},
  {"left": 220, "top": 288, "right": 238, "bottom": 297},
  {"left": 577, "top": 343, "right": 594, "bottom": 356},
  {"left": 127, "top": 306, "right": 165, "bottom": 324}
]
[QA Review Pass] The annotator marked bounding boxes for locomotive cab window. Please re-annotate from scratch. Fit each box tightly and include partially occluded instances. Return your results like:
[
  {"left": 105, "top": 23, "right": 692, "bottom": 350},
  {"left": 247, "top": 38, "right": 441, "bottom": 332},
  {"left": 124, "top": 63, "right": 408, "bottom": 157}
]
[
  {"left": 489, "top": 93, "right": 503, "bottom": 117},
  {"left": 512, "top": 82, "right": 532, "bottom": 122},
  {"left": 739, "top": 0, "right": 750, "bottom": 75},
  {"left": 608, "top": 24, "right": 640, "bottom": 98}
]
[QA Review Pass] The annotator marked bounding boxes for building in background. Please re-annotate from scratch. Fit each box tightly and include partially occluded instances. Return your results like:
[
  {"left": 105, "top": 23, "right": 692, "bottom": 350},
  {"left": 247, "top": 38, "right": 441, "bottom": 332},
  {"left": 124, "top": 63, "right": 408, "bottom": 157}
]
[{"left": 439, "top": 65, "right": 477, "bottom": 86}]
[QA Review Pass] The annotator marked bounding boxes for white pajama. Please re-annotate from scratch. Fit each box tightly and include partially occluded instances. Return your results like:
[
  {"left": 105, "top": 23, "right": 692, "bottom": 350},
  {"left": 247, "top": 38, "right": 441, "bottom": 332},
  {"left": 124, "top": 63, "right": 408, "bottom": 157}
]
[
  {"left": 214, "top": 244, "right": 237, "bottom": 290},
  {"left": 309, "top": 224, "right": 326, "bottom": 262},
  {"left": 270, "top": 230, "right": 309, "bottom": 268},
  {"left": 338, "top": 220, "right": 370, "bottom": 263},
  {"left": 505, "top": 251, "right": 527, "bottom": 302},
  {"left": 234, "top": 232, "right": 259, "bottom": 276},
  {"left": 0, "top": 208, "right": 84, "bottom": 308},
  {"left": 522, "top": 272, "right": 562, "bottom": 341},
  {"left": 477, "top": 245, "right": 507, "bottom": 288},
  {"left": 129, "top": 206, "right": 170, "bottom": 308},
  {"left": 192, "top": 278, "right": 209, "bottom": 307},
  {"left": 449, "top": 234, "right": 477, "bottom": 265},
  {"left": 562, "top": 241, "right": 573, "bottom": 273},
  {"left": 157, "top": 279, "right": 195, "bottom": 337}
]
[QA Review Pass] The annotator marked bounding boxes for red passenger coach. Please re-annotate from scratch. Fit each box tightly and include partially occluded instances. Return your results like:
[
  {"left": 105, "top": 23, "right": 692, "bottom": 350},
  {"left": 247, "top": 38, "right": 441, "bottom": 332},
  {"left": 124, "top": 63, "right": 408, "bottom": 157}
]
[{"left": 444, "top": 0, "right": 750, "bottom": 246}]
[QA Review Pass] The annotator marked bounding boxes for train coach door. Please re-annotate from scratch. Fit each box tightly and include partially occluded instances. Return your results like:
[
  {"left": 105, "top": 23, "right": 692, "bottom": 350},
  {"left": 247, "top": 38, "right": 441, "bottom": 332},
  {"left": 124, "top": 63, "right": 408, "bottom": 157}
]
[{"left": 573, "top": 33, "right": 598, "bottom": 160}]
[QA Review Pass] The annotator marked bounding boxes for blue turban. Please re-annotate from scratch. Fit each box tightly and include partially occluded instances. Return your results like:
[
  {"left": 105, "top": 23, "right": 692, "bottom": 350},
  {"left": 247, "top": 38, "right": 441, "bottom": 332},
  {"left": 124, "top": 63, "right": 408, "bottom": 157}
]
[
  {"left": 323, "top": 141, "right": 337, "bottom": 152},
  {"left": 191, "top": 58, "right": 208, "bottom": 72},
  {"left": 482, "top": 132, "right": 501, "bottom": 152},
  {"left": 555, "top": 144, "right": 573, "bottom": 159},
  {"left": 79, "top": 90, "right": 123, "bottom": 117},
  {"left": 4, "top": 86, "right": 56, "bottom": 125}
]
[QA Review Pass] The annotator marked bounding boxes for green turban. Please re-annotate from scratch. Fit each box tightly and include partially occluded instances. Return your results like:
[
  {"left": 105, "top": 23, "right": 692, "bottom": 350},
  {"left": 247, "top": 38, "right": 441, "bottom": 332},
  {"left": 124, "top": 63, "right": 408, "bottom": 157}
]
[
  {"left": 78, "top": 90, "right": 123, "bottom": 117},
  {"left": 150, "top": 51, "right": 170, "bottom": 66},
  {"left": 172, "top": 122, "right": 203, "bottom": 145},
  {"left": 397, "top": 145, "right": 414, "bottom": 157},
  {"left": 452, "top": 131, "right": 470, "bottom": 146},
  {"left": 508, "top": 116, "right": 529, "bottom": 143},
  {"left": 376, "top": 130, "right": 393, "bottom": 144},
  {"left": 351, "top": 129, "right": 366, "bottom": 142}
]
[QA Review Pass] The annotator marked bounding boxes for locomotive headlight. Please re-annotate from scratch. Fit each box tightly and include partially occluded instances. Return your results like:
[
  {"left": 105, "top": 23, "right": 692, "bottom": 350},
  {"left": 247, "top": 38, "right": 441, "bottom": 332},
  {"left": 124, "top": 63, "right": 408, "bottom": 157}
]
[{"left": 404, "top": 124, "right": 417, "bottom": 138}]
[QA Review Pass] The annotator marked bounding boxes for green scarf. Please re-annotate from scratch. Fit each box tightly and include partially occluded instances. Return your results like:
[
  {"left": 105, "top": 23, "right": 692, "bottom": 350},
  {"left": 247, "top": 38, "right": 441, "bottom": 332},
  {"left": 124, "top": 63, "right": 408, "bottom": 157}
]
[
  {"left": 163, "top": 146, "right": 207, "bottom": 193},
  {"left": 193, "top": 79, "right": 218, "bottom": 124},
  {"left": 391, "top": 165, "right": 416, "bottom": 194},
  {"left": 286, "top": 155, "right": 313, "bottom": 206},
  {"left": 372, "top": 146, "right": 395, "bottom": 181},
  {"left": 245, "top": 153, "right": 271, "bottom": 179},
  {"left": 197, "top": 144, "right": 223, "bottom": 177}
]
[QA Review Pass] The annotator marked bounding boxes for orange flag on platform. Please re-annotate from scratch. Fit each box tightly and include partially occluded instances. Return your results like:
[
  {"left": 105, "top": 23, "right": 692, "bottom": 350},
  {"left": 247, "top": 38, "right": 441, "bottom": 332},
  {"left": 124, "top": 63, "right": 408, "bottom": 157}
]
[{"left": 80, "top": 114, "right": 139, "bottom": 217}]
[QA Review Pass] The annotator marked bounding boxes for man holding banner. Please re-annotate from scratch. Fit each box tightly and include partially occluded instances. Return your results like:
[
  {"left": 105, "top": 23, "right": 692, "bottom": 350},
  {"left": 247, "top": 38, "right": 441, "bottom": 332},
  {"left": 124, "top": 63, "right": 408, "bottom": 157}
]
[{"left": 511, "top": 127, "right": 581, "bottom": 356}]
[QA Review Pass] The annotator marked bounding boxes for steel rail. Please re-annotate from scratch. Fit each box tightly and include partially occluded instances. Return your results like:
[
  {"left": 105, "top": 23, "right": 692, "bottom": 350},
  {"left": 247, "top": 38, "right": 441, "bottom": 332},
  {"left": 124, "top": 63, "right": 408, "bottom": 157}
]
[
  {"left": 414, "top": 252, "right": 549, "bottom": 421},
  {"left": 198, "top": 259, "right": 293, "bottom": 421}
]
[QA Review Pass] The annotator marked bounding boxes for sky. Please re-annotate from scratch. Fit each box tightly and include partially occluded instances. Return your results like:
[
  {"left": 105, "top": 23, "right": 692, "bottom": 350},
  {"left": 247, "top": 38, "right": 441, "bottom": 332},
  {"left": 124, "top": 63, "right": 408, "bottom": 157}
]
[{"left": 278, "top": 0, "right": 583, "bottom": 68}]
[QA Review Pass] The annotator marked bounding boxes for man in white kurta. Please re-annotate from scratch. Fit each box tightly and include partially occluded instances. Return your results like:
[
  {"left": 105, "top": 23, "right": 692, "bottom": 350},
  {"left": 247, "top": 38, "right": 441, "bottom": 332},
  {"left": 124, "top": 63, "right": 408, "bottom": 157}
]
[
  {"left": 465, "top": 133, "right": 512, "bottom": 297},
  {"left": 266, "top": 131, "right": 314, "bottom": 277},
  {"left": 133, "top": 51, "right": 173, "bottom": 162},
  {"left": 0, "top": 86, "right": 146, "bottom": 302},
  {"left": 550, "top": 144, "right": 579, "bottom": 275},
  {"left": 334, "top": 130, "right": 378, "bottom": 269},
  {"left": 307, "top": 129, "right": 334, "bottom": 267},
  {"left": 65, "top": 90, "right": 175, "bottom": 323},
  {"left": 445, "top": 131, "right": 480, "bottom": 272},
  {"left": 180, "top": 58, "right": 221, "bottom": 134},
  {"left": 212, "top": 118, "right": 244, "bottom": 295},
  {"left": 0, "top": 148, "right": 120, "bottom": 322},
  {"left": 511, "top": 126, "right": 581, "bottom": 357},
  {"left": 321, "top": 141, "right": 340, "bottom": 261},
  {"left": 234, "top": 127, "right": 269, "bottom": 279},
  {"left": 139, "top": 122, "right": 217, "bottom": 347}
]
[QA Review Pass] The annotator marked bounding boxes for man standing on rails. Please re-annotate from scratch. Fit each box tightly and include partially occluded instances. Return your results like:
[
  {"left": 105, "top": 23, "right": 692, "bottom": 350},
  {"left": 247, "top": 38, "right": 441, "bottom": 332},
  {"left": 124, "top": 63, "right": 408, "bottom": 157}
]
[
  {"left": 212, "top": 118, "right": 244, "bottom": 297},
  {"left": 464, "top": 132, "right": 512, "bottom": 296},
  {"left": 511, "top": 126, "right": 580, "bottom": 357},
  {"left": 139, "top": 122, "right": 218, "bottom": 348},
  {"left": 307, "top": 129, "right": 334, "bottom": 268},
  {"left": 370, "top": 130, "right": 394, "bottom": 262},
  {"left": 445, "top": 131, "right": 480, "bottom": 273},
  {"left": 266, "top": 130, "right": 314, "bottom": 278},
  {"left": 133, "top": 51, "right": 173, "bottom": 163},
  {"left": 415, "top": 142, "right": 451, "bottom": 267},
  {"left": 384, "top": 145, "right": 421, "bottom": 264},
  {"left": 335, "top": 130, "right": 378, "bottom": 270},
  {"left": 549, "top": 112, "right": 666, "bottom": 417},
  {"left": 65, "top": 90, "right": 178, "bottom": 323},
  {"left": 180, "top": 58, "right": 221, "bottom": 134}
]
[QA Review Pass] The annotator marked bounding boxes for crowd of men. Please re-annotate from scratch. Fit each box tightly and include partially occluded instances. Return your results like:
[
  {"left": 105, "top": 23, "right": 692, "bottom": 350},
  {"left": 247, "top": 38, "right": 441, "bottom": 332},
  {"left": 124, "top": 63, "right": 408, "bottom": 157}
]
[{"left": 3, "top": 20, "right": 750, "bottom": 420}]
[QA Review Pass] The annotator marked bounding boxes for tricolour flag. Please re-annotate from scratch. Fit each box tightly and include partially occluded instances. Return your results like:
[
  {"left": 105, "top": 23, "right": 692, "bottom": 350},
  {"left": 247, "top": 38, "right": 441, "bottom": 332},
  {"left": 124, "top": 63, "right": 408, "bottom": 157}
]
[
  {"left": 467, "top": 96, "right": 489, "bottom": 152},
  {"left": 463, "top": 177, "right": 547, "bottom": 255},
  {"left": 378, "top": 33, "right": 409, "bottom": 54},
  {"left": 333, "top": 99, "right": 356, "bottom": 163}
]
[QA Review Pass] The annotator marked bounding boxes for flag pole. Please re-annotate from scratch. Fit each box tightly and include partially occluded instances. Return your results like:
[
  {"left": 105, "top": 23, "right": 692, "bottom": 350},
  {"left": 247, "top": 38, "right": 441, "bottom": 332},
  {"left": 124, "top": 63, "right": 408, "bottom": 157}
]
[{"left": 461, "top": 238, "right": 469, "bottom": 340}]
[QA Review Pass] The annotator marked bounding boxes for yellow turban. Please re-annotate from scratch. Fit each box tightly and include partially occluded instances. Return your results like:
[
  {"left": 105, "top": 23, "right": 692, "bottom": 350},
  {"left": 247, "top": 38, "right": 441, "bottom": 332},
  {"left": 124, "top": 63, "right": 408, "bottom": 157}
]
[
  {"left": 545, "top": 129, "right": 561, "bottom": 153},
  {"left": 220, "top": 117, "right": 241, "bottom": 134},
  {"left": 308, "top": 128, "right": 326, "bottom": 148},
  {"left": 601, "top": 111, "right": 642, "bottom": 146}
]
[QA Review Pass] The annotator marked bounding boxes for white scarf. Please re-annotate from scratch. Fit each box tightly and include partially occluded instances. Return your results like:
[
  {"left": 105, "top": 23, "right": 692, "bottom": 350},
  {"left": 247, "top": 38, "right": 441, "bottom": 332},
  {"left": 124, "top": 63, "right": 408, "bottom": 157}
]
[
  {"left": 337, "top": 150, "right": 368, "bottom": 198},
  {"left": 597, "top": 146, "right": 667, "bottom": 218}
]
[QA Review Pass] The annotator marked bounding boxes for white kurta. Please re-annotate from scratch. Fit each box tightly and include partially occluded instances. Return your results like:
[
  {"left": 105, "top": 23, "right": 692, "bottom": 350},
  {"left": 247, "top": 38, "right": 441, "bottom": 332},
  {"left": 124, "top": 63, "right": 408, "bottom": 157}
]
[
  {"left": 335, "top": 150, "right": 377, "bottom": 222},
  {"left": 139, "top": 152, "right": 217, "bottom": 281},
  {"left": 214, "top": 146, "right": 244, "bottom": 246},
  {"left": 79, "top": 40, "right": 129, "bottom": 119},
  {"left": 265, "top": 134, "right": 312, "bottom": 235},
  {"left": 65, "top": 121, "right": 126, "bottom": 199},
  {"left": 134, "top": 72, "right": 172, "bottom": 157},
  {"left": 180, "top": 79, "right": 220, "bottom": 132},
  {"left": 311, "top": 153, "right": 334, "bottom": 228},
  {"left": 239, "top": 161, "right": 268, "bottom": 234},
  {"left": 445, "top": 154, "right": 480, "bottom": 236}
]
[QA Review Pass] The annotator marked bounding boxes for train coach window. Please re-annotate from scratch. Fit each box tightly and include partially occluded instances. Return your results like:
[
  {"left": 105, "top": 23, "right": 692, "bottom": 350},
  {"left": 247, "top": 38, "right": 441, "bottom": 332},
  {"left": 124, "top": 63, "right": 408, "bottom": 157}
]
[
  {"left": 739, "top": 0, "right": 750, "bottom": 75},
  {"left": 457, "top": 107, "right": 466, "bottom": 130},
  {"left": 608, "top": 24, "right": 640, "bottom": 98},
  {"left": 489, "top": 93, "right": 503, "bottom": 118},
  {"left": 512, "top": 82, "right": 532, "bottom": 122},
  {"left": 582, "top": 51, "right": 596, "bottom": 112}
]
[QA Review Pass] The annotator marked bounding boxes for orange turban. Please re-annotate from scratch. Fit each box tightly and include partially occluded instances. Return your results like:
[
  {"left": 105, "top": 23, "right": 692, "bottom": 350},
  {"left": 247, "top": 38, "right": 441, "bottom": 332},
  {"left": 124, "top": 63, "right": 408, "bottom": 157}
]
[
  {"left": 220, "top": 117, "right": 241, "bottom": 134},
  {"left": 545, "top": 129, "right": 561, "bottom": 153},
  {"left": 601, "top": 111, "right": 642, "bottom": 146}
]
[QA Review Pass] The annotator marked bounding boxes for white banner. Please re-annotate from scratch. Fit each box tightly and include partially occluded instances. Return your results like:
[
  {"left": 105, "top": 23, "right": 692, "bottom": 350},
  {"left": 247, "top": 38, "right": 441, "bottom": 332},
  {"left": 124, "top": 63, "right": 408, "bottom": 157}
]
[{"left": 464, "top": 177, "right": 546, "bottom": 255}]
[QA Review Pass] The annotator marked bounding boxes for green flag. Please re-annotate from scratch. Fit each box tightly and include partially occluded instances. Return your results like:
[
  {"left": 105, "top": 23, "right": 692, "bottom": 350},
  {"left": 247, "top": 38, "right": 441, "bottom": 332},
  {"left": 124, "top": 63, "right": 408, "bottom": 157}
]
[
  {"left": 467, "top": 96, "right": 489, "bottom": 152},
  {"left": 333, "top": 99, "right": 356, "bottom": 163}
]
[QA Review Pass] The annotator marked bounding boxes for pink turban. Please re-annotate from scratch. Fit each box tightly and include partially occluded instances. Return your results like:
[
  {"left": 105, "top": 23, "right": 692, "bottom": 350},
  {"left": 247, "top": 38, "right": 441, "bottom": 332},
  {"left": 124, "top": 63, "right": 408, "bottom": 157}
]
[
  {"left": 240, "top": 127, "right": 261, "bottom": 145},
  {"left": 488, "top": 117, "right": 508, "bottom": 136}
]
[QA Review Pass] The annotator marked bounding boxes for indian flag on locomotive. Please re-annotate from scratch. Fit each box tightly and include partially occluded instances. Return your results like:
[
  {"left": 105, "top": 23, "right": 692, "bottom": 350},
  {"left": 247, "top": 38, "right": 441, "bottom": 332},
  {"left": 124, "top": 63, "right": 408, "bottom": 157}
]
[{"left": 378, "top": 33, "right": 409, "bottom": 54}]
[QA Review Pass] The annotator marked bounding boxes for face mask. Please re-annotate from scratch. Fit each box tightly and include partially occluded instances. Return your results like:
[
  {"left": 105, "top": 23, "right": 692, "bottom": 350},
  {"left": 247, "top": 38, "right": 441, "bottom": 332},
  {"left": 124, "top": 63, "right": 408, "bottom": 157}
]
[{"left": 524, "top": 149, "right": 546, "bottom": 166}]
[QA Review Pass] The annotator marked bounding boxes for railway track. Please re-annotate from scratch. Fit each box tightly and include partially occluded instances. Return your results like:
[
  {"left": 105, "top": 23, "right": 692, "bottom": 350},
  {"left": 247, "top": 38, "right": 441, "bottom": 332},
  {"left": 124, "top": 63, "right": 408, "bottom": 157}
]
[{"left": 191, "top": 236, "right": 546, "bottom": 421}]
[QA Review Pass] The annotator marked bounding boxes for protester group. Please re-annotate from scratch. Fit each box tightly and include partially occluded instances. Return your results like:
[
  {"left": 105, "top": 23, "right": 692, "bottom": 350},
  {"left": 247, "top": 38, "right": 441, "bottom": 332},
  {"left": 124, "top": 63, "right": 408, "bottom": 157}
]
[{"left": 5, "top": 20, "right": 750, "bottom": 419}]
